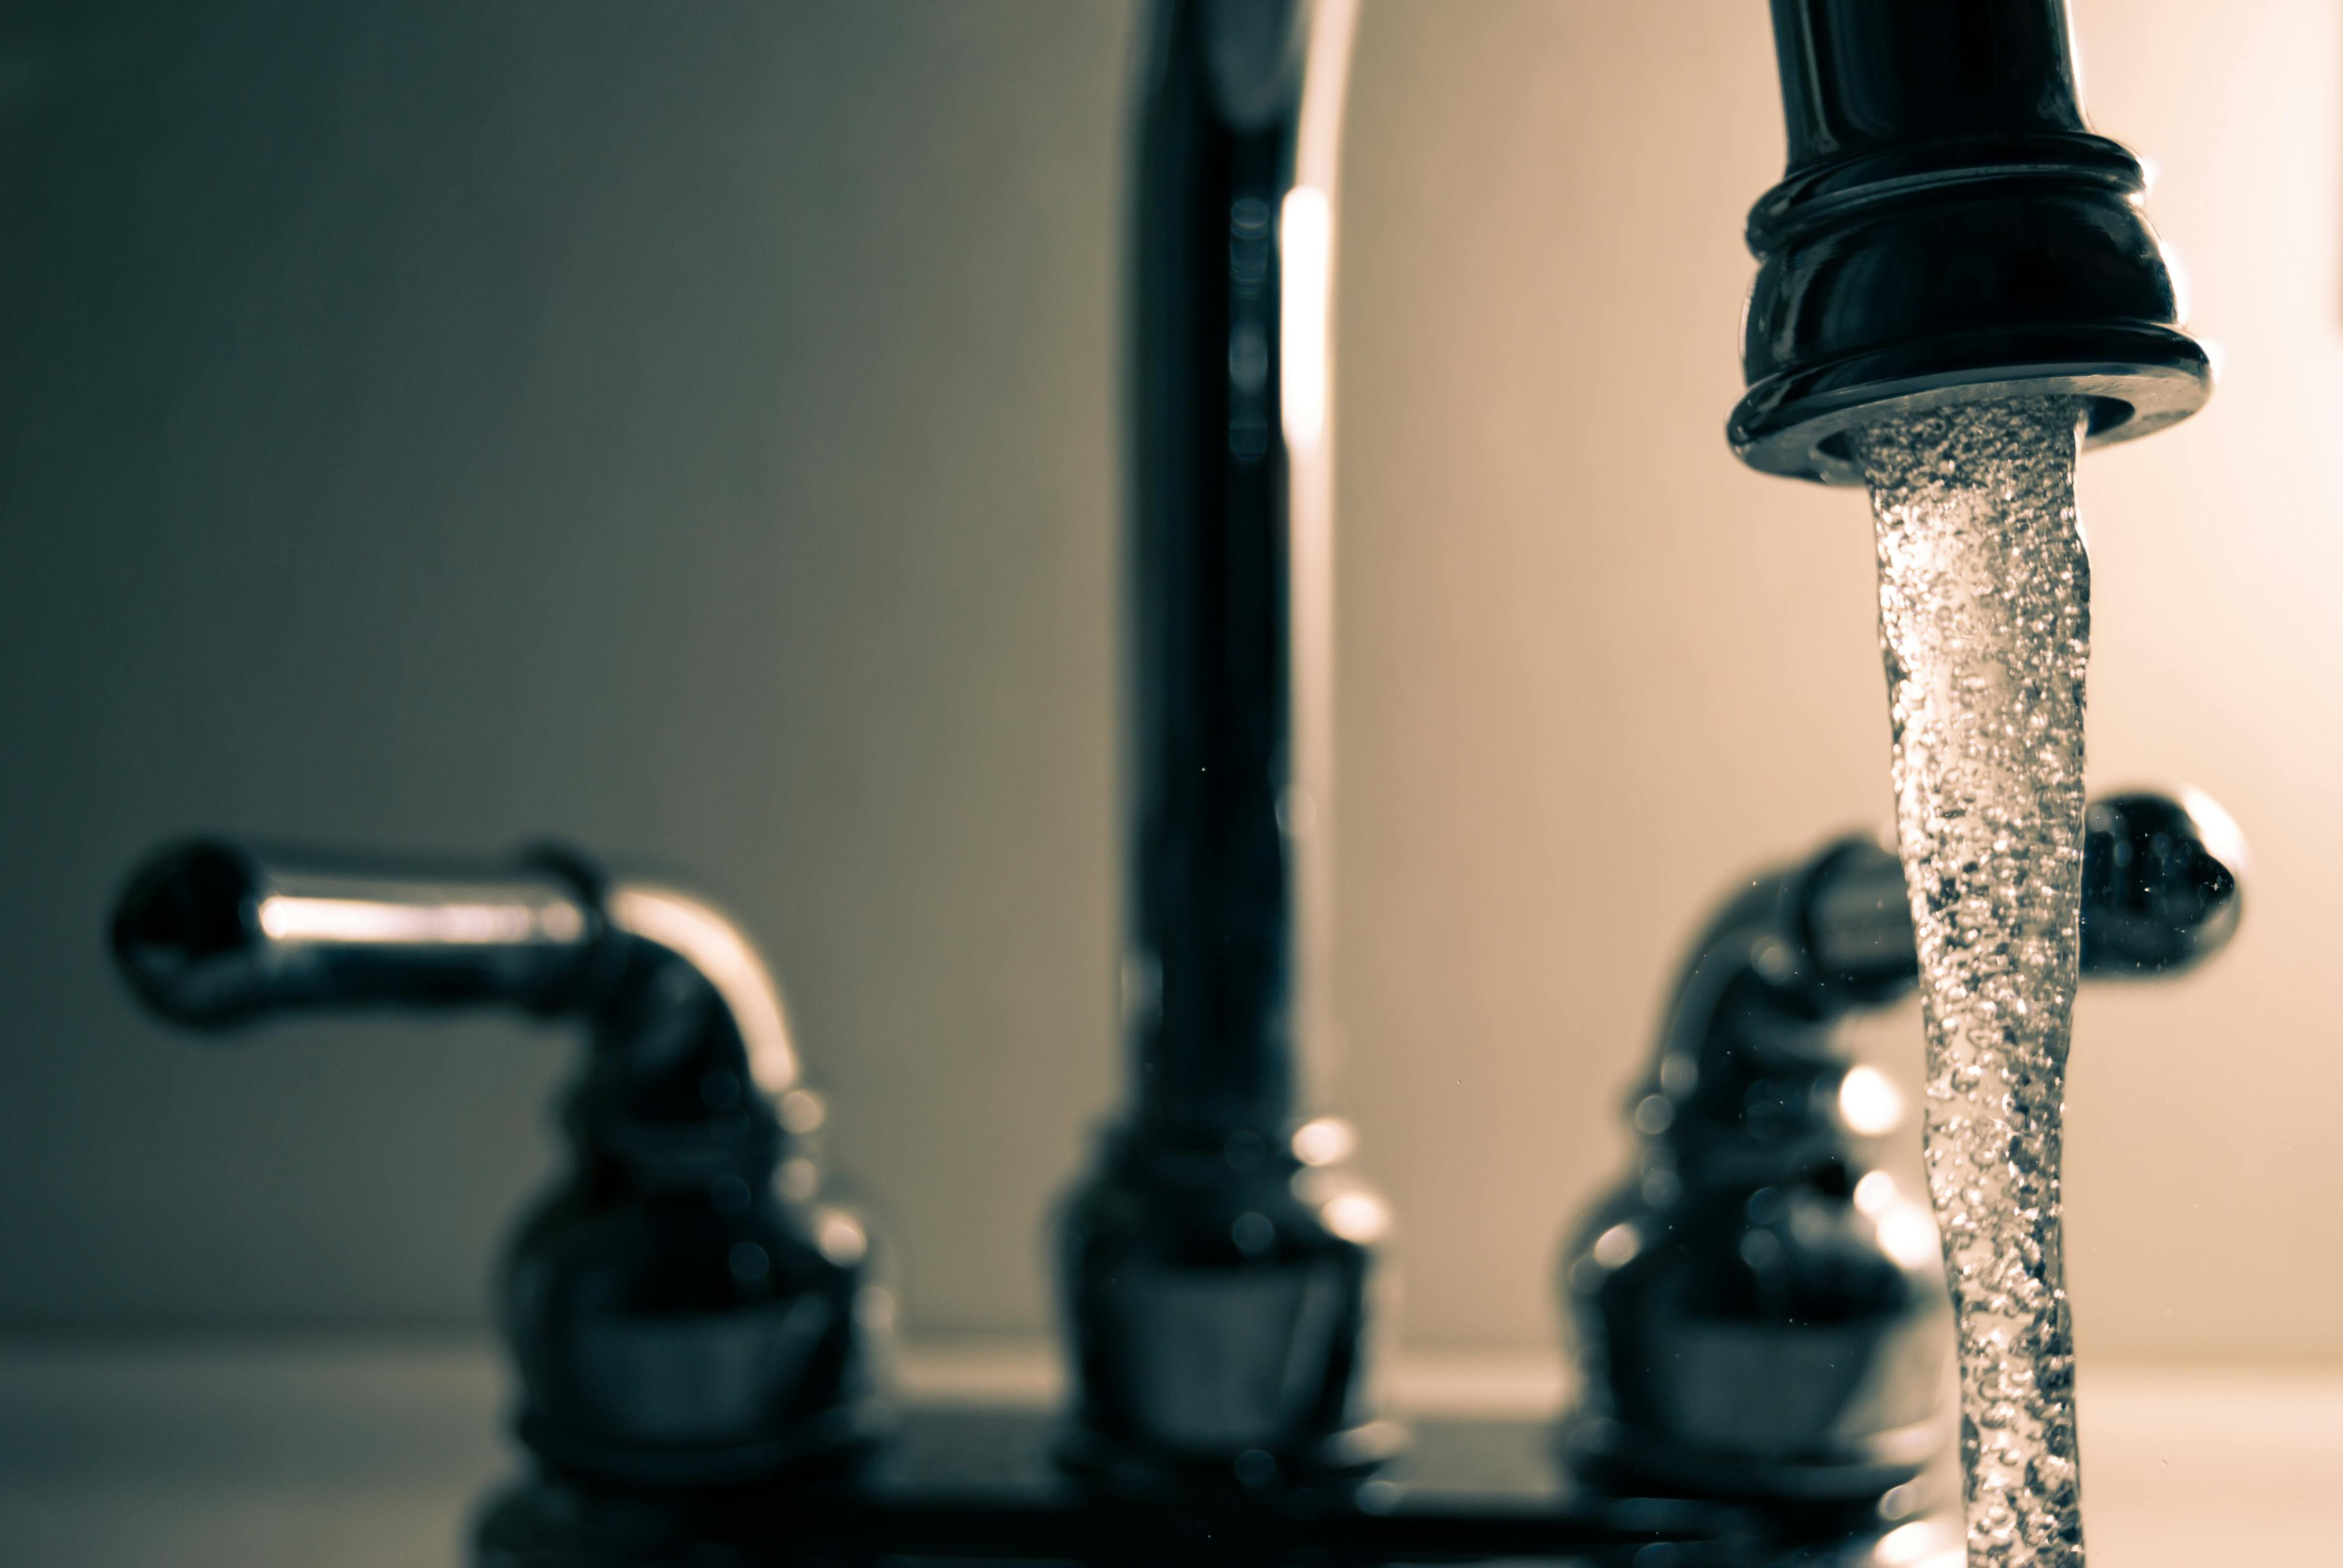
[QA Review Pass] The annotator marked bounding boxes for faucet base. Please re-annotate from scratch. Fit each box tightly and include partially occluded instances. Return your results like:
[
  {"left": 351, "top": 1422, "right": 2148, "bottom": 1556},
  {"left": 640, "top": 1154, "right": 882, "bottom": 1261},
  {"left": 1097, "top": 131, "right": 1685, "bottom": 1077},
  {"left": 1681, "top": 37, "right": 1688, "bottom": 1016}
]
[{"left": 1052, "top": 1121, "right": 1397, "bottom": 1491}]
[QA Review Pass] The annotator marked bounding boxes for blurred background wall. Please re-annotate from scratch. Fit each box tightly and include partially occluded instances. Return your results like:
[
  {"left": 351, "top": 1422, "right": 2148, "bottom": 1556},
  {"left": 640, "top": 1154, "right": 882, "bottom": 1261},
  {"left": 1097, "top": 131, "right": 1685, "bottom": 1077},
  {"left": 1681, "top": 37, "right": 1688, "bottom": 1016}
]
[{"left": 0, "top": 0, "right": 2332, "bottom": 1363}]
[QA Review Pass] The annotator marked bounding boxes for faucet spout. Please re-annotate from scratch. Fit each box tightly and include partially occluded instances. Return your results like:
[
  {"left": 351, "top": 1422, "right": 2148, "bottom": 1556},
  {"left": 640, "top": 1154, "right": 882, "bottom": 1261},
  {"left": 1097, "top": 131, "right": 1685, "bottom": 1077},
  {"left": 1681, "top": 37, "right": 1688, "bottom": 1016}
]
[
  {"left": 1056, "top": 0, "right": 1396, "bottom": 1492},
  {"left": 1731, "top": 0, "right": 2212, "bottom": 482},
  {"left": 1125, "top": 0, "right": 1346, "bottom": 1137}
]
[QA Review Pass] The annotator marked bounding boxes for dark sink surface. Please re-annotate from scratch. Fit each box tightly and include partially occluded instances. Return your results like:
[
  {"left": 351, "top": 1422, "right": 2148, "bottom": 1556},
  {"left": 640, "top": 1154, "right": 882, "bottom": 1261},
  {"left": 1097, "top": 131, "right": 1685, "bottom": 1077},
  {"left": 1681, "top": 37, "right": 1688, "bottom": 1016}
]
[{"left": 471, "top": 1405, "right": 1925, "bottom": 1566}]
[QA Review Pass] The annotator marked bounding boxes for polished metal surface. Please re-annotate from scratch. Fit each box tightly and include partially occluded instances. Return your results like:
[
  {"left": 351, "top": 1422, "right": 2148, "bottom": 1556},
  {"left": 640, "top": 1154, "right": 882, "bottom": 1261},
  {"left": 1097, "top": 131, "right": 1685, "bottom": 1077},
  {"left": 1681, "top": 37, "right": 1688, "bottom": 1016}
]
[
  {"left": 113, "top": 840, "right": 598, "bottom": 1026},
  {"left": 110, "top": 837, "right": 876, "bottom": 1488},
  {"left": 1730, "top": 0, "right": 2212, "bottom": 482},
  {"left": 1560, "top": 790, "right": 2243, "bottom": 1506},
  {"left": 1057, "top": 0, "right": 1390, "bottom": 1488},
  {"left": 1057, "top": 1118, "right": 1398, "bottom": 1488},
  {"left": 1124, "top": 0, "right": 1336, "bottom": 1138}
]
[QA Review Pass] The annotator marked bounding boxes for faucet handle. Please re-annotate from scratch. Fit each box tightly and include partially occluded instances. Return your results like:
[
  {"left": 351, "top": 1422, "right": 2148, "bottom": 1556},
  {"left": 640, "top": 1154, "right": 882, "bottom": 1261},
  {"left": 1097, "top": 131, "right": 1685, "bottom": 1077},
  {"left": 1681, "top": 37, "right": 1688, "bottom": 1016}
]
[
  {"left": 109, "top": 834, "right": 882, "bottom": 1488},
  {"left": 1802, "top": 787, "right": 2244, "bottom": 994},
  {"left": 2078, "top": 789, "right": 2246, "bottom": 976},
  {"left": 1562, "top": 786, "right": 2246, "bottom": 1514},
  {"left": 112, "top": 839, "right": 599, "bottom": 1028}
]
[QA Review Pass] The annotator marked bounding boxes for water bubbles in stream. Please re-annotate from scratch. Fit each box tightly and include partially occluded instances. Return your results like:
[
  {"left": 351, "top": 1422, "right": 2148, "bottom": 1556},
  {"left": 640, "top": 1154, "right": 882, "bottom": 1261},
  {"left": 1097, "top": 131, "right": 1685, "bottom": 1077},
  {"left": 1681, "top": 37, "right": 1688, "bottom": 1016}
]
[{"left": 1851, "top": 397, "right": 2092, "bottom": 1568}]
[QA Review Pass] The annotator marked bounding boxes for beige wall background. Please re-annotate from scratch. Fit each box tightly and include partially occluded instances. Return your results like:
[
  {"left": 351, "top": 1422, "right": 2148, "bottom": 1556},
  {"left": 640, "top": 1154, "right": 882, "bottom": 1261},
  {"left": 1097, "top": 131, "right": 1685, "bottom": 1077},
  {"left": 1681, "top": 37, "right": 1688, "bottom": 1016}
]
[{"left": 0, "top": 0, "right": 2332, "bottom": 1363}]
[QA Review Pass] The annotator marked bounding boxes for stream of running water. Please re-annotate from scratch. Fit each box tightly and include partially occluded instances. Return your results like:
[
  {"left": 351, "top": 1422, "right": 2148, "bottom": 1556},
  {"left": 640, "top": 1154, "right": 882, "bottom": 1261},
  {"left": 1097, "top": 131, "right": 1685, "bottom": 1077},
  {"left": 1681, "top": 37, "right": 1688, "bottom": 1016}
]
[{"left": 1851, "top": 396, "right": 2092, "bottom": 1568}]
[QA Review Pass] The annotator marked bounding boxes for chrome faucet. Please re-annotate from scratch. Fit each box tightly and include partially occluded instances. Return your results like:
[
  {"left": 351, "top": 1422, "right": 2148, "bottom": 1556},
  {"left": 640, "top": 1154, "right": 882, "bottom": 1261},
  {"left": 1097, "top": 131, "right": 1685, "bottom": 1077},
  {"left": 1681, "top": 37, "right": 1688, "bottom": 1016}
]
[
  {"left": 88, "top": 5, "right": 2252, "bottom": 1561},
  {"left": 1052, "top": 0, "right": 1401, "bottom": 1493}
]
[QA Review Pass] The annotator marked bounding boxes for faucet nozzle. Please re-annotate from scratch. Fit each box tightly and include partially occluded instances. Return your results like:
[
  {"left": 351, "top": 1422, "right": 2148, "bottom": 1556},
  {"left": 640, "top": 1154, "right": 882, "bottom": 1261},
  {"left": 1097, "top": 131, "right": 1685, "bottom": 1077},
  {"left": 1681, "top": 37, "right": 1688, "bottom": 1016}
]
[{"left": 1730, "top": 0, "right": 2212, "bottom": 483}]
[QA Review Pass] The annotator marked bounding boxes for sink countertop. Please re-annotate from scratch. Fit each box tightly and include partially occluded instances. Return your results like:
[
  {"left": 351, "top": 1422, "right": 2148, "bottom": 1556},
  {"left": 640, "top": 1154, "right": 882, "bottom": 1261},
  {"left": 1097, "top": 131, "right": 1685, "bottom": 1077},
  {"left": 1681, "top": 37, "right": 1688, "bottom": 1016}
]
[{"left": 0, "top": 1338, "right": 2331, "bottom": 1566}]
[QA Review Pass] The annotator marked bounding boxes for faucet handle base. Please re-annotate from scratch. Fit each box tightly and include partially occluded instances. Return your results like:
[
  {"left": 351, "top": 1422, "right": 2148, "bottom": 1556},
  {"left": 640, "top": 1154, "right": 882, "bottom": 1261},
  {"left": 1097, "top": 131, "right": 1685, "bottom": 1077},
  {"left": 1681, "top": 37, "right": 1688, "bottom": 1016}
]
[{"left": 1052, "top": 1121, "right": 1399, "bottom": 1494}]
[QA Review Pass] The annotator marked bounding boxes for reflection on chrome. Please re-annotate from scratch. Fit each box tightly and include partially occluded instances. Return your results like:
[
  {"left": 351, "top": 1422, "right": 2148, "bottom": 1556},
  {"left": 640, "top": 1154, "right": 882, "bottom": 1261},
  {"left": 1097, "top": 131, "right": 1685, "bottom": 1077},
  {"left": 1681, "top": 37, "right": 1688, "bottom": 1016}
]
[
  {"left": 1291, "top": 1114, "right": 1355, "bottom": 1167},
  {"left": 1321, "top": 1189, "right": 1391, "bottom": 1247},
  {"left": 815, "top": 1209, "right": 870, "bottom": 1268},
  {"left": 1277, "top": 186, "right": 1330, "bottom": 451},
  {"left": 256, "top": 892, "right": 585, "bottom": 947},
  {"left": 1853, "top": 1169, "right": 1899, "bottom": 1218},
  {"left": 1590, "top": 1222, "right": 1641, "bottom": 1270},
  {"left": 2180, "top": 782, "right": 2249, "bottom": 881},
  {"left": 1874, "top": 1516, "right": 1962, "bottom": 1568},
  {"left": 606, "top": 883, "right": 797, "bottom": 1095},
  {"left": 1838, "top": 1063, "right": 1906, "bottom": 1138},
  {"left": 1876, "top": 1205, "right": 1942, "bottom": 1273}
]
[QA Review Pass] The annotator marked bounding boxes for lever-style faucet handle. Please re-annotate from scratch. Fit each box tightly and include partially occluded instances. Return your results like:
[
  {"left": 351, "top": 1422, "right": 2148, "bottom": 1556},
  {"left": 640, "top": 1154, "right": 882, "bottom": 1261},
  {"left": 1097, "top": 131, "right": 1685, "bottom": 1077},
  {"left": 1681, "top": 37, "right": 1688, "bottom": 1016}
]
[
  {"left": 1559, "top": 786, "right": 2247, "bottom": 1518},
  {"left": 2076, "top": 789, "right": 2246, "bottom": 976},
  {"left": 113, "top": 840, "right": 598, "bottom": 1027},
  {"left": 109, "top": 834, "right": 879, "bottom": 1489},
  {"left": 1803, "top": 787, "right": 2245, "bottom": 994}
]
